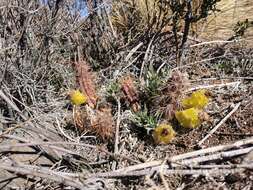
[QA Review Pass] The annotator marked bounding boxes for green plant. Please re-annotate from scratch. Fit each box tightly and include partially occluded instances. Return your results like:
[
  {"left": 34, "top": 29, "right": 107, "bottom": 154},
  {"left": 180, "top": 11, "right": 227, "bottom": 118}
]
[
  {"left": 217, "top": 60, "right": 234, "bottom": 74},
  {"left": 144, "top": 67, "right": 163, "bottom": 98},
  {"left": 107, "top": 81, "right": 121, "bottom": 97},
  {"left": 233, "top": 19, "right": 253, "bottom": 37},
  {"left": 133, "top": 106, "right": 158, "bottom": 129}
]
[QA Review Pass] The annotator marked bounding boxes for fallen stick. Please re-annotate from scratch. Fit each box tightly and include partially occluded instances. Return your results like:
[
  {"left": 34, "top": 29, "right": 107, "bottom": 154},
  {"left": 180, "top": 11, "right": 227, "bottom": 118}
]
[
  {"left": 190, "top": 39, "right": 239, "bottom": 47},
  {"left": 90, "top": 138, "right": 253, "bottom": 177},
  {"left": 0, "top": 162, "right": 86, "bottom": 189},
  {"left": 92, "top": 166, "right": 247, "bottom": 178},
  {"left": 0, "top": 134, "right": 139, "bottom": 164},
  {"left": 198, "top": 102, "right": 241, "bottom": 146},
  {"left": 170, "top": 137, "right": 253, "bottom": 162},
  {"left": 0, "top": 89, "right": 22, "bottom": 114},
  {"left": 186, "top": 81, "right": 241, "bottom": 92},
  {"left": 179, "top": 146, "right": 253, "bottom": 166},
  {"left": 91, "top": 148, "right": 253, "bottom": 178},
  {"left": 112, "top": 98, "right": 122, "bottom": 170}
]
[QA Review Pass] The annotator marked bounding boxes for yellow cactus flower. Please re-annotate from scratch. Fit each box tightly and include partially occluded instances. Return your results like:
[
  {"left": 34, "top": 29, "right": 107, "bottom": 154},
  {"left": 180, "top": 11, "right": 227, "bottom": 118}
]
[
  {"left": 153, "top": 124, "right": 176, "bottom": 144},
  {"left": 175, "top": 108, "right": 201, "bottom": 129},
  {"left": 69, "top": 90, "right": 87, "bottom": 106},
  {"left": 182, "top": 90, "right": 209, "bottom": 109}
]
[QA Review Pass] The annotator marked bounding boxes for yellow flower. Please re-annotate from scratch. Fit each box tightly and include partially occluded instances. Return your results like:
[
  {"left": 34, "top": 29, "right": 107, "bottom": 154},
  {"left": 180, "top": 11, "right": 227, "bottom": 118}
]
[
  {"left": 69, "top": 90, "right": 87, "bottom": 105},
  {"left": 153, "top": 124, "right": 176, "bottom": 144},
  {"left": 175, "top": 108, "right": 200, "bottom": 128},
  {"left": 182, "top": 90, "right": 209, "bottom": 109}
]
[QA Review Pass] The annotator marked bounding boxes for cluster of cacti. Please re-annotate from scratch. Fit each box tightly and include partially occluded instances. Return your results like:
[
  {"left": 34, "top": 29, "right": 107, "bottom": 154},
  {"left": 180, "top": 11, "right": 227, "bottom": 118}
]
[
  {"left": 69, "top": 64, "right": 210, "bottom": 145},
  {"left": 120, "top": 70, "right": 210, "bottom": 144},
  {"left": 154, "top": 89, "right": 209, "bottom": 144}
]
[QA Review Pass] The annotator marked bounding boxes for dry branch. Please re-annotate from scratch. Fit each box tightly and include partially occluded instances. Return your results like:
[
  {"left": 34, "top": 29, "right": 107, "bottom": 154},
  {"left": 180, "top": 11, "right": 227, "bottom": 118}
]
[
  {"left": 87, "top": 138, "right": 253, "bottom": 179},
  {"left": 93, "top": 167, "right": 247, "bottom": 178},
  {"left": 0, "top": 162, "right": 86, "bottom": 190},
  {"left": 198, "top": 102, "right": 241, "bottom": 146},
  {"left": 0, "top": 134, "right": 139, "bottom": 164},
  {"left": 186, "top": 81, "right": 241, "bottom": 92}
]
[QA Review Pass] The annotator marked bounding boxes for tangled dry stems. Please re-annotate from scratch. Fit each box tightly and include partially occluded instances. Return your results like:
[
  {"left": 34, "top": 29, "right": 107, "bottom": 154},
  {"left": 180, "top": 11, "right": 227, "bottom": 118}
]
[{"left": 0, "top": 0, "right": 252, "bottom": 189}]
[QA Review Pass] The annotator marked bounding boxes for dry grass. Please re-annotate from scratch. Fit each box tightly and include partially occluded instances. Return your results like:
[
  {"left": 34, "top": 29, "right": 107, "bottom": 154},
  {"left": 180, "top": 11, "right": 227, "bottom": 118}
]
[
  {"left": 199, "top": 0, "right": 253, "bottom": 43},
  {"left": 0, "top": 0, "right": 252, "bottom": 189}
]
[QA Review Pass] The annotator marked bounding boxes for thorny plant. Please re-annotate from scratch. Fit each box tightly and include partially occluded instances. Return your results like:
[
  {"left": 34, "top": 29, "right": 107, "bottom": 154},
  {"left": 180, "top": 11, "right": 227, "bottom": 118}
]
[
  {"left": 133, "top": 106, "right": 159, "bottom": 129},
  {"left": 106, "top": 81, "right": 121, "bottom": 98},
  {"left": 144, "top": 66, "right": 164, "bottom": 99},
  {"left": 0, "top": 0, "right": 253, "bottom": 189}
]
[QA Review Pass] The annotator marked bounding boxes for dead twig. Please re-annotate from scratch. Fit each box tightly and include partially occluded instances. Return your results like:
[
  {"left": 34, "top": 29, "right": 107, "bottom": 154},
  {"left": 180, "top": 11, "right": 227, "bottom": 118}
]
[
  {"left": 0, "top": 134, "right": 139, "bottom": 164},
  {"left": 0, "top": 89, "right": 22, "bottom": 114},
  {"left": 159, "top": 159, "right": 170, "bottom": 190},
  {"left": 91, "top": 167, "right": 247, "bottom": 178},
  {"left": 0, "top": 162, "right": 86, "bottom": 190},
  {"left": 112, "top": 98, "right": 121, "bottom": 170},
  {"left": 190, "top": 39, "right": 240, "bottom": 48},
  {"left": 170, "top": 137, "right": 253, "bottom": 162},
  {"left": 198, "top": 102, "right": 241, "bottom": 146},
  {"left": 88, "top": 138, "right": 253, "bottom": 178},
  {"left": 186, "top": 81, "right": 241, "bottom": 92},
  {"left": 179, "top": 146, "right": 253, "bottom": 166}
]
